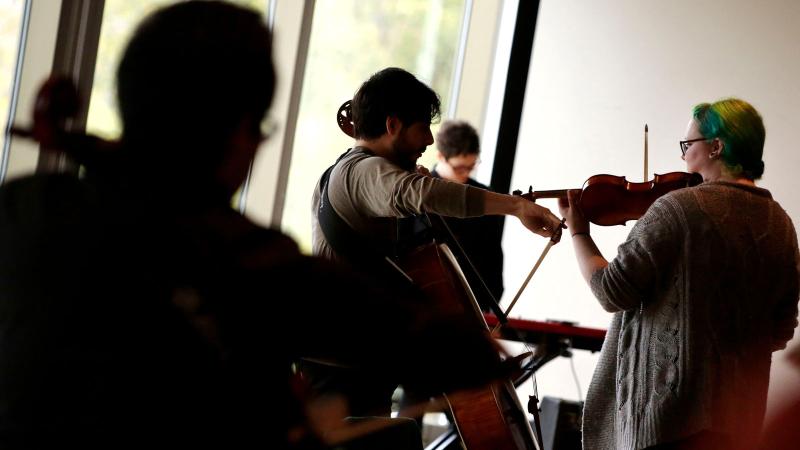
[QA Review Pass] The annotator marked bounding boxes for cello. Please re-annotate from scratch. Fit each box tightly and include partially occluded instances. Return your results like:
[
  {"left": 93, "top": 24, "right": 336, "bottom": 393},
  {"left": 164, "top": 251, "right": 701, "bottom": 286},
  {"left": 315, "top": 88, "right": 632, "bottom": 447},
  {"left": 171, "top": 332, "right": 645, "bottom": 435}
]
[{"left": 336, "top": 100, "right": 546, "bottom": 450}]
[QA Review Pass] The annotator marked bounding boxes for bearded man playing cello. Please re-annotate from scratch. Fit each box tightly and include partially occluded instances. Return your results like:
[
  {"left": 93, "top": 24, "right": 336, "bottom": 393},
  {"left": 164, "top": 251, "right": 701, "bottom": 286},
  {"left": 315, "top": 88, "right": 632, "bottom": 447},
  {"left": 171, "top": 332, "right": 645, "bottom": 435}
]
[{"left": 307, "top": 67, "right": 562, "bottom": 444}]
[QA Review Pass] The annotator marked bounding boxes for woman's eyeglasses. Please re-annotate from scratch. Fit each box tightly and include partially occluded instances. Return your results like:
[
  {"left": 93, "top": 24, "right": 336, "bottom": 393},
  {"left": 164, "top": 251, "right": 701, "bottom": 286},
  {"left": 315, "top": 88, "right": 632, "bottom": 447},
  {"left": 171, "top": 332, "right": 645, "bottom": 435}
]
[{"left": 679, "top": 137, "right": 708, "bottom": 156}]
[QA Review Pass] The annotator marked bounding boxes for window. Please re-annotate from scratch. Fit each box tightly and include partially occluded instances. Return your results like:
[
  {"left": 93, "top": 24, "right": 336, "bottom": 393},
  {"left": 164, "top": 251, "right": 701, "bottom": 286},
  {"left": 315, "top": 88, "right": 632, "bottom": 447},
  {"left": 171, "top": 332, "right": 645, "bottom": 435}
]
[
  {"left": 0, "top": 0, "right": 28, "bottom": 180},
  {"left": 280, "top": 0, "right": 467, "bottom": 251}
]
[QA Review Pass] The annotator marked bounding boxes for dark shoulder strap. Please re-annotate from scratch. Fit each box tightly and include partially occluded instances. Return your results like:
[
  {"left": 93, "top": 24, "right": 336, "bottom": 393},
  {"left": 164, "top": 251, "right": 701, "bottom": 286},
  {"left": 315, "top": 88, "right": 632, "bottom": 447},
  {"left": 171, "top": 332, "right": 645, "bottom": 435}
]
[
  {"left": 317, "top": 149, "right": 390, "bottom": 268},
  {"left": 317, "top": 152, "right": 419, "bottom": 290}
]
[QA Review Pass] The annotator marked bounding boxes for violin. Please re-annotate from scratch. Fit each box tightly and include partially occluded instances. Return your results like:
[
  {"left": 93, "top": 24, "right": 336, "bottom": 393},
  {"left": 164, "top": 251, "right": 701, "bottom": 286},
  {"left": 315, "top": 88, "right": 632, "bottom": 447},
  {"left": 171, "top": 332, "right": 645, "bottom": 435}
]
[{"left": 514, "top": 171, "right": 703, "bottom": 226}]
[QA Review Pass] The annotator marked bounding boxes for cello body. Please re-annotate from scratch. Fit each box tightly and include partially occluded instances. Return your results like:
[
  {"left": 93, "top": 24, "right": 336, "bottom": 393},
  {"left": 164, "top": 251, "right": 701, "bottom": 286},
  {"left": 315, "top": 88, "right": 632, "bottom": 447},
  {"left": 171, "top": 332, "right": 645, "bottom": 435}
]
[{"left": 399, "top": 242, "right": 542, "bottom": 450}]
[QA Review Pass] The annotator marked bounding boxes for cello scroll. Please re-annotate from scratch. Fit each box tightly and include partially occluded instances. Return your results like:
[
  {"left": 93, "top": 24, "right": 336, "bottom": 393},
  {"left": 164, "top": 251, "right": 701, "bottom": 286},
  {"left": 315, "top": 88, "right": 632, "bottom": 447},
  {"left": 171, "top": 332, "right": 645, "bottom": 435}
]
[
  {"left": 337, "top": 100, "right": 354, "bottom": 138},
  {"left": 9, "top": 76, "right": 118, "bottom": 169}
]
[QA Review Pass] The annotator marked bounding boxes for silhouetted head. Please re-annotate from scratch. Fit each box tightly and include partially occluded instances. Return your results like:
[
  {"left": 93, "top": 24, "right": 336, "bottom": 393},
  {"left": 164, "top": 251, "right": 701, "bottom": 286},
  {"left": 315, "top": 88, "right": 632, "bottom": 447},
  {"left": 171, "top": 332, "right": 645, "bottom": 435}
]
[{"left": 117, "top": 1, "right": 274, "bottom": 191}]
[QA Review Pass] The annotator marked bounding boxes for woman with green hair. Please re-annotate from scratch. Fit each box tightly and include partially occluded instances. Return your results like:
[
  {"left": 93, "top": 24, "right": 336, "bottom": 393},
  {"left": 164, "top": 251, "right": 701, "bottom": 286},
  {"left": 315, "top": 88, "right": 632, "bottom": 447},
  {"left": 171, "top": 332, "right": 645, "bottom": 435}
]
[
  {"left": 559, "top": 98, "right": 799, "bottom": 450},
  {"left": 682, "top": 98, "right": 766, "bottom": 182}
]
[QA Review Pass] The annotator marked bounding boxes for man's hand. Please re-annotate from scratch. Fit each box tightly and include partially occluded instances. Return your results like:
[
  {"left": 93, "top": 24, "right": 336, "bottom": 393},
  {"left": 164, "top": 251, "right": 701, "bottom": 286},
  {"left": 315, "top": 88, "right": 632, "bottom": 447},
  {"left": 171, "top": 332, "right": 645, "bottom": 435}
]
[
  {"left": 415, "top": 165, "right": 431, "bottom": 177},
  {"left": 481, "top": 190, "right": 564, "bottom": 239},
  {"left": 516, "top": 199, "right": 564, "bottom": 238}
]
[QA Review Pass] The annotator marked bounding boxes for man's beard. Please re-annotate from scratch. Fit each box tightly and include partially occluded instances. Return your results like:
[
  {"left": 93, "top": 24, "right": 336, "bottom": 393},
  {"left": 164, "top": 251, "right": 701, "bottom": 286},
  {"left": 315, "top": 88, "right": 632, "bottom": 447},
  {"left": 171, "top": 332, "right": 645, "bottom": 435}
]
[
  {"left": 393, "top": 147, "right": 424, "bottom": 172},
  {"left": 396, "top": 156, "right": 417, "bottom": 171}
]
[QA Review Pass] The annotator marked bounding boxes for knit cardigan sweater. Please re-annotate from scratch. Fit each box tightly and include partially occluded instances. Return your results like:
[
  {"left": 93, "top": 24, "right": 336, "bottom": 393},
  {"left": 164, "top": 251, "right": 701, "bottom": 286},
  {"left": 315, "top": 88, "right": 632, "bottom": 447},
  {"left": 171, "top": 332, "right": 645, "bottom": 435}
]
[{"left": 582, "top": 182, "right": 799, "bottom": 450}]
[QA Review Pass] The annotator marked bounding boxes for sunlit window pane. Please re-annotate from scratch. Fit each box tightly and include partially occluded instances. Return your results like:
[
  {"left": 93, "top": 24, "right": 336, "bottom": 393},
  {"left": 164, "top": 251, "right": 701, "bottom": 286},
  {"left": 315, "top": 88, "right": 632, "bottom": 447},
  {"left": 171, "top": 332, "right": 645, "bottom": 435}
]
[
  {"left": 0, "top": 0, "right": 26, "bottom": 160},
  {"left": 281, "top": 0, "right": 466, "bottom": 252}
]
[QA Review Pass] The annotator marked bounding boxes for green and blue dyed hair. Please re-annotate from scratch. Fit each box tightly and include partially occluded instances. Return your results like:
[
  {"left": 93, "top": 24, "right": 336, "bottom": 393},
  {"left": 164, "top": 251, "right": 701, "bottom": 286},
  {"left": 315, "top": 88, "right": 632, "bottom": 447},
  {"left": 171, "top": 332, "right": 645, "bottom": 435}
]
[{"left": 692, "top": 98, "right": 765, "bottom": 180}]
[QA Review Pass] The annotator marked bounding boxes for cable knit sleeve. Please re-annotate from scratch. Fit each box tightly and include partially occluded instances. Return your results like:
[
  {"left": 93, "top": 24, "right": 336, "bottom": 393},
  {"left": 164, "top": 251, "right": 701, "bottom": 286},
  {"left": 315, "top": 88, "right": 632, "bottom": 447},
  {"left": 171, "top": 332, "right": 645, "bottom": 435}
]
[{"left": 590, "top": 196, "right": 682, "bottom": 312}]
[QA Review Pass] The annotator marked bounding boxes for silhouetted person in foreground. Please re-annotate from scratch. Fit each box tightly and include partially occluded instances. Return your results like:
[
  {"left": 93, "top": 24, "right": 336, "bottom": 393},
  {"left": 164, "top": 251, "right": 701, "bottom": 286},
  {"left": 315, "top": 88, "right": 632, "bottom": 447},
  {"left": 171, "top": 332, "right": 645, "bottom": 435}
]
[{"left": 0, "top": 2, "right": 507, "bottom": 449}]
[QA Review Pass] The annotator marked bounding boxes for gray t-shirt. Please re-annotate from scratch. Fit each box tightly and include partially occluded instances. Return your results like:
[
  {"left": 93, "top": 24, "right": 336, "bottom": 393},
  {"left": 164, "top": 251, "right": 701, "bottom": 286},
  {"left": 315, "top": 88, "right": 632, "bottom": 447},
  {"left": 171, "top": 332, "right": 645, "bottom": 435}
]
[{"left": 311, "top": 147, "right": 485, "bottom": 261}]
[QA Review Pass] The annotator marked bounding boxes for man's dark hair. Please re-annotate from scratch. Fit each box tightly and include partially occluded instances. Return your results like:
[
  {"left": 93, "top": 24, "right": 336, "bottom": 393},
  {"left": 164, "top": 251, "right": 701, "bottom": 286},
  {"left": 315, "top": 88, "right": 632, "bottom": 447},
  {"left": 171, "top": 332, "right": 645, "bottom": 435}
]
[
  {"left": 351, "top": 67, "right": 441, "bottom": 140},
  {"left": 436, "top": 120, "right": 480, "bottom": 159},
  {"left": 117, "top": 1, "right": 274, "bottom": 174}
]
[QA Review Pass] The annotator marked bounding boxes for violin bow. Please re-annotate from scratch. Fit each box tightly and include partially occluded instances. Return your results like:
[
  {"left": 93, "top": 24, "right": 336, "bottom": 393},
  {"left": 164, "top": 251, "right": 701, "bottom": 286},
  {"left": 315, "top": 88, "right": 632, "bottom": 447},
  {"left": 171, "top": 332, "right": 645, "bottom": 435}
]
[
  {"left": 644, "top": 124, "right": 649, "bottom": 181},
  {"left": 491, "top": 218, "right": 565, "bottom": 334}
]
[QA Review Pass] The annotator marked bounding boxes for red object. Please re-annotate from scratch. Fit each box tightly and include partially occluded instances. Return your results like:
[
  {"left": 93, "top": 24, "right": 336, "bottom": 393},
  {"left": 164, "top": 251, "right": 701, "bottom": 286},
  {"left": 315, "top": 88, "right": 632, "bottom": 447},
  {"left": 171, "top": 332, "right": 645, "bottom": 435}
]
[{"left": 484, "top": 314, "right": 606, "bottom": 352}]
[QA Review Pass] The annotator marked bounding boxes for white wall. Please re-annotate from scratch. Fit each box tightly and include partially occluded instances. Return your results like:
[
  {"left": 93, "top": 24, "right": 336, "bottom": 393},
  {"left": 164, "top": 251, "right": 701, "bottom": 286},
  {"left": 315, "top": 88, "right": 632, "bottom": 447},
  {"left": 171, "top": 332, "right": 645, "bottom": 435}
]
[{"left": 503, "top": 0, "right": 800, "bottom": 415}]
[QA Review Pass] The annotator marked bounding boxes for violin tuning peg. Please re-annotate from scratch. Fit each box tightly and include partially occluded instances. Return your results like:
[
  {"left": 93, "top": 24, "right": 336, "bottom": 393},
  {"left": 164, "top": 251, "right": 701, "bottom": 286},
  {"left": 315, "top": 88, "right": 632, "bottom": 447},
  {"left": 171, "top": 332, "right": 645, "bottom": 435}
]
[
  {"left": 512, "top": 189, "right": 522, "bottom": 196},
  {"left": 528, "top": 186, "right": 533, "bottom": 194}
]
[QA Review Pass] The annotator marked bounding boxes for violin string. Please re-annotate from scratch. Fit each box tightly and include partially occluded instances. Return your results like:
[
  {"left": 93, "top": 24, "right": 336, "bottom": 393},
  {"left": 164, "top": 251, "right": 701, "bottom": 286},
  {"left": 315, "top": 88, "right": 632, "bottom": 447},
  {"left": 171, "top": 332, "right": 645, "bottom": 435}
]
[{"left": 644, "top": 123, "right": 649, "bottom": 182}]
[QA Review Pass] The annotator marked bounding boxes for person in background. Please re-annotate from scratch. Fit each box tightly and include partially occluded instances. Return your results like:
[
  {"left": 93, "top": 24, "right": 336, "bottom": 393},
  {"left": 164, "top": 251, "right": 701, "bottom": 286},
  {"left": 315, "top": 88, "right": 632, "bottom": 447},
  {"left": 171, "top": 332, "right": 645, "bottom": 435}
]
[
  {"left": 432, "top": 119, "right": 505, "bottom": 309},
  {"left": 559, "top": 97, "right": 799, "bottom": 450}
]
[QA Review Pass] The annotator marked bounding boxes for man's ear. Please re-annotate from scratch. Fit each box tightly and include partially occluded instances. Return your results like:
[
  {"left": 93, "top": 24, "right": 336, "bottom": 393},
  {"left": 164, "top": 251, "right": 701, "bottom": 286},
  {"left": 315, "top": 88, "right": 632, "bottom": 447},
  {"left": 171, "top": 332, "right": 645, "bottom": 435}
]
[{"left": 386, "top": 116, "right": 403, "bottom": 137}]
